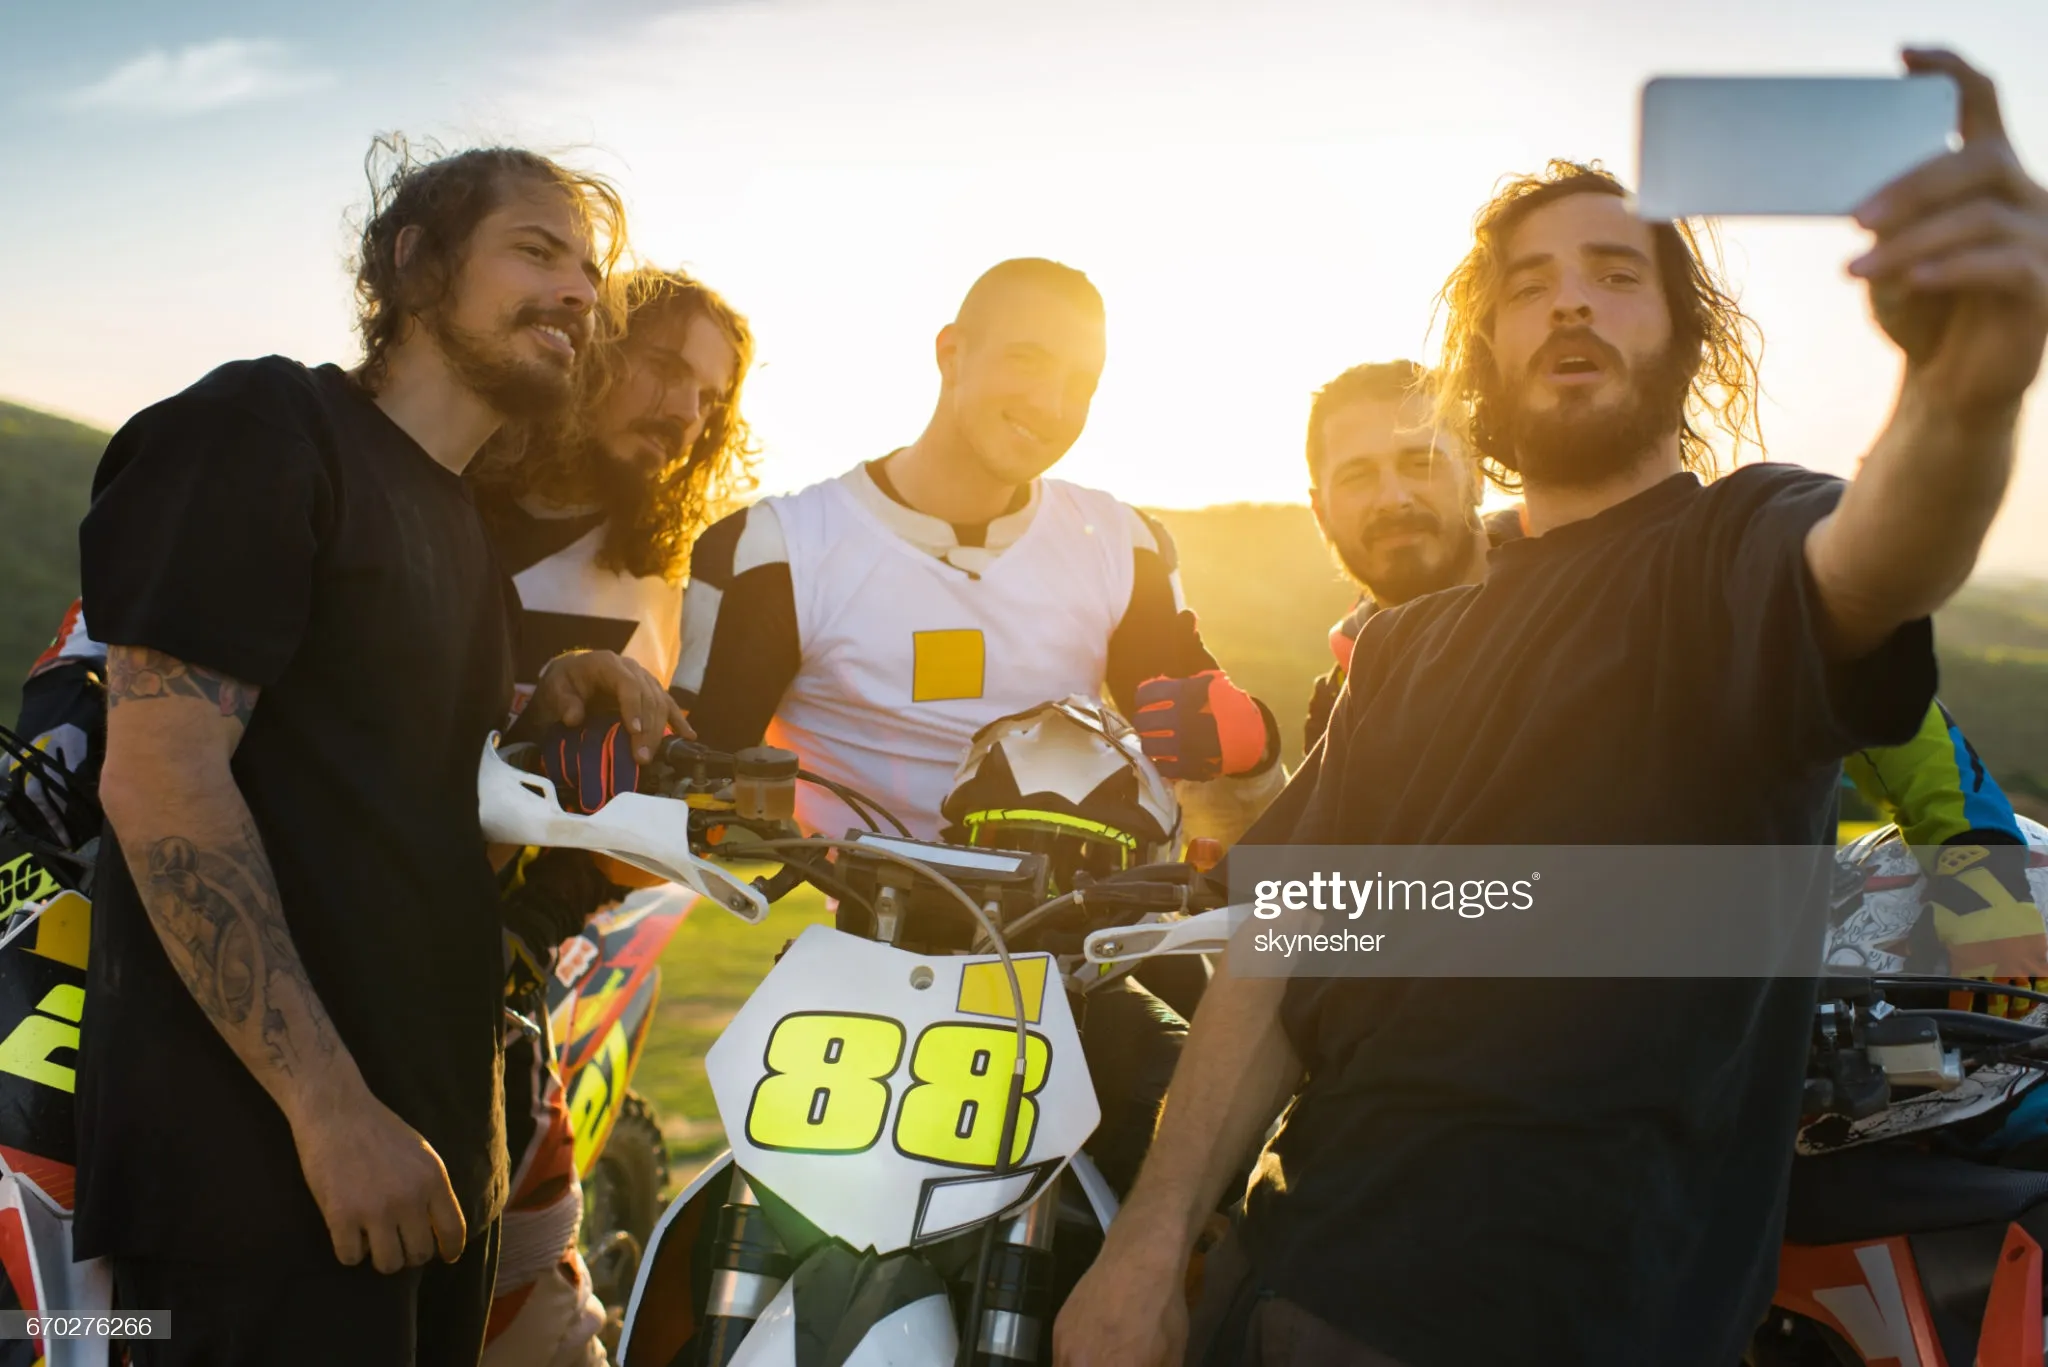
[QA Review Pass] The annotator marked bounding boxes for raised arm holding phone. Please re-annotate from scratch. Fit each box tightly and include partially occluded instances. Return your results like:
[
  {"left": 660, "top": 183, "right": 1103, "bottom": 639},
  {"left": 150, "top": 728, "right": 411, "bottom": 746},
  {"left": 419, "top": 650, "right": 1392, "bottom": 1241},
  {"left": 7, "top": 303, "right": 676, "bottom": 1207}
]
[{"left": 1055, "top": 48, "right": 2048, "bottom": 1367}]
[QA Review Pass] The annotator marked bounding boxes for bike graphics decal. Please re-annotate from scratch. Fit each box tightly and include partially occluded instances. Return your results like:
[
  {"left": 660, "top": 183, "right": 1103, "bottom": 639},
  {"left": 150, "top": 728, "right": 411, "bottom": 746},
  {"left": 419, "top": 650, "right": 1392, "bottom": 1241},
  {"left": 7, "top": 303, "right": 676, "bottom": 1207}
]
[{"left": 707, "top": 926, "right": 1098, "bottom": 1254}]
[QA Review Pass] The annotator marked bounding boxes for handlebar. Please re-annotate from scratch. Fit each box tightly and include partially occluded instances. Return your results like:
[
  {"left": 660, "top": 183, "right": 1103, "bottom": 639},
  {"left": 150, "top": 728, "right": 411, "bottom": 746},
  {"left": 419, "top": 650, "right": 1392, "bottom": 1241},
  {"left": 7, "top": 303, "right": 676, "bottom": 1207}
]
[{"left": 498, "top": 731, "right": 1217, "bottom": 949}]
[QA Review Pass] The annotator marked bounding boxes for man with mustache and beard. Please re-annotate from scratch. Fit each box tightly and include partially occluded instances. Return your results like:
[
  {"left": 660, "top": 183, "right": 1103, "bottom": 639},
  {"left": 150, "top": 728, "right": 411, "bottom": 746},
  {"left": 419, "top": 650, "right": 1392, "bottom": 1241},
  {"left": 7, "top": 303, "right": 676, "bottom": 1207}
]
[
  {"left": 67, "top": 141, "right": 686, "bottom": 1367},
  {"left": 469, "top": 267, "right": 756, "bottom": 716},
  {"left": 13, "top": 265, "right": 751, "bottom": 1366},
  {"left": 1056, "top": 49, "right": 2048, "bottom": 1367},
  {"left": 465, "top": 267, "right": 756, "bottom": 1367},
  {"left": 1296, "top": 359, "right": 2044, "bottom": 1012}
]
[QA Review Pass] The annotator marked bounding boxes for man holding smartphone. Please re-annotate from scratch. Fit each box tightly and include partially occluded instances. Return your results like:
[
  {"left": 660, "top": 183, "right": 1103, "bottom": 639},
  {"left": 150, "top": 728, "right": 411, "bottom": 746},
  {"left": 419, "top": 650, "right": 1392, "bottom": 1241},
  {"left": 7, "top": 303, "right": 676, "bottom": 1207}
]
[{"left": 1055, "top": 49, "right": 2048, "bottom": 1367}]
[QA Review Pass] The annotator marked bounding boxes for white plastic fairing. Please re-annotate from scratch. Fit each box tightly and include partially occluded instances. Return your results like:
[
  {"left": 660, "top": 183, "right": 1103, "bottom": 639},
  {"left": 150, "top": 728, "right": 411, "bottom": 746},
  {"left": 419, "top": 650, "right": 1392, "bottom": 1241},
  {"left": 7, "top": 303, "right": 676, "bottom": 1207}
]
[
  {"left": 477, "top": 734, "right": 768, "bottom": 923},
  {"left": 725, "top": 1280, "right": 798, "bottom": 1367},
  {"left": 0, "top": 1173, "right": 113, "bottom": 1366},
  {"left": 727, "top": 1283, "right": 958, "bottom": 1367},
  {"left": 841, "top": 1294, "right": 959, "bottom": 1366}
]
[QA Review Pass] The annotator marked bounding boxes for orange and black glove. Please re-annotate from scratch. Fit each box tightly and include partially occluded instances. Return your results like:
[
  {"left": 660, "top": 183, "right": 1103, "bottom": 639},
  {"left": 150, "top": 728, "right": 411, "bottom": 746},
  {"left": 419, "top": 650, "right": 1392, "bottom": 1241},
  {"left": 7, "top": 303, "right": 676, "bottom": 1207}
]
[{"left": 1133, "top": 671, "right": 1275, "bottom": 781}]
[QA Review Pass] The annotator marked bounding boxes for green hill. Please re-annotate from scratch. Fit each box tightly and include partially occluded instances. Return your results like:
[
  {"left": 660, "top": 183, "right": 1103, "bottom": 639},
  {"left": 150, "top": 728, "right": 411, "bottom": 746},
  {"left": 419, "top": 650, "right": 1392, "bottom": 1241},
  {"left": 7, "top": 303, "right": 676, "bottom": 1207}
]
[{"left": 0, "top": 402, "right": 106, "bottom": 687}]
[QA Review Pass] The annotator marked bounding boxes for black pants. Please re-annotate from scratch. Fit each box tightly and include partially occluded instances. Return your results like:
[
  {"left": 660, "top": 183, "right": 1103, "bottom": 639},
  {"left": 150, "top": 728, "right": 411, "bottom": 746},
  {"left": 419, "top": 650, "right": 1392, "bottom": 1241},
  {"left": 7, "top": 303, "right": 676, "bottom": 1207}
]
[
  {"left": 1079, "top": 975, "right": 1189, "bottom": 1194},
  {"left": 113, "top": 1221, "right": 501, "bottom": 1367}
]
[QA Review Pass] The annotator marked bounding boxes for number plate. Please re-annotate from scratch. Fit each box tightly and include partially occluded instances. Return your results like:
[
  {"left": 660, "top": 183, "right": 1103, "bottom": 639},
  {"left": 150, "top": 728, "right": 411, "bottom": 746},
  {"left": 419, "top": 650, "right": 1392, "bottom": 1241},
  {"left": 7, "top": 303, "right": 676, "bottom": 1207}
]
[{"left": 706, "top": 925, "right": 1098, "bottom": 1253}]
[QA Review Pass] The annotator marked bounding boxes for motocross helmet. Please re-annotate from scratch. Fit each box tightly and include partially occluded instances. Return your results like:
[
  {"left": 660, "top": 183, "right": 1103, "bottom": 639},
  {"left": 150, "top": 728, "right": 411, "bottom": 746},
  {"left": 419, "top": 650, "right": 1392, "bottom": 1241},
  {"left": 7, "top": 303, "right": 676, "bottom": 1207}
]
[{"left": 939, "top": 696, "right": 1181, "bottom": 893}]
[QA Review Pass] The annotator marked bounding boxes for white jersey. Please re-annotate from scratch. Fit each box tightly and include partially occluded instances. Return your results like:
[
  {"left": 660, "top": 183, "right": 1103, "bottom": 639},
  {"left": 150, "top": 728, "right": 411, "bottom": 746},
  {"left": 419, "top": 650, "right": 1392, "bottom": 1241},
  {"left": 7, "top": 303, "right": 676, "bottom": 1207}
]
[
  {"left": 497, "top": 512, "right": 684, "bottom": 715},
  {"left": 764, "top": 474, "right": 1138, "bottom": 839}
]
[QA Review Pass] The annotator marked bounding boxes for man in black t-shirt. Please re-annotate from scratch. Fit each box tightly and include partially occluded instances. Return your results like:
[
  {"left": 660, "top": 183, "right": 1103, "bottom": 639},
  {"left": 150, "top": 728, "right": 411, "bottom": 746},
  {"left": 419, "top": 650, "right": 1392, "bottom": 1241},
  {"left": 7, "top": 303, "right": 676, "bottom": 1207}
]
[
  {"left": 76, "top": 144, "right": 686, "bottom": 1367},
  {"left": 1056, "top": 51, "right": 2048, "bottom": 1367}
]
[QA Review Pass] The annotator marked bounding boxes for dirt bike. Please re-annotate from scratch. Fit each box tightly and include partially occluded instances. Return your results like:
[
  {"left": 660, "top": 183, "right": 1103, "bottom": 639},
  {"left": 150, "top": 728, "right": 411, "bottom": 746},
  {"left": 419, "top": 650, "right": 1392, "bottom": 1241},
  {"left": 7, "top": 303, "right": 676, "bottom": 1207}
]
[
  {"left": 0, "top": 725, "right": 110, "bottom": 1366},
  {"left": 0, "top": 722, "right": 695, "bottom": 1361},
  {"left": 1752, "top": 818, "right": 2048, "bottom": 1366},
  {"left": 546, "top": 883, "right": 695, "bottom": 1310},
  {"left": 477, "top": 728, "right": 1228, "bottom": 1367}
]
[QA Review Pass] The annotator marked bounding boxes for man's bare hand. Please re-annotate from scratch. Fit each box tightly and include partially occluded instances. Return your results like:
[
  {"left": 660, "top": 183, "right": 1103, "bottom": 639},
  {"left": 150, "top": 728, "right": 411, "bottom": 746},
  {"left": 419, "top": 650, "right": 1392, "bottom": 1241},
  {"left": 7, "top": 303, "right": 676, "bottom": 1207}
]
[
  {"left": 1851, "top": 50, "right": 2048, "bottom": 416},
  {"left": 1053, "top": 1232, "right": 1188, "bottom": 1367},
  {"left": 524, "top": 650, "right": 692, "bottom": 763},
  {"left": 293, "top": 1088, "right": 467, "bottom": 1273}
]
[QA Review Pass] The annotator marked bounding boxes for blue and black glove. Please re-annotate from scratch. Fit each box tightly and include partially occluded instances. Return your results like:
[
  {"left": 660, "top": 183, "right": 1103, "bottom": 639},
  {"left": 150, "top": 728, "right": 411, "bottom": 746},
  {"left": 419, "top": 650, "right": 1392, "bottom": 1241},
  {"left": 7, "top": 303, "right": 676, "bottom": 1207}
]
[
  {"left": 1133, "top": 671, "right": 1275, "bottom": 782},
  {"left": 541, "top": 720, "right": 642, "bottom": 815}
]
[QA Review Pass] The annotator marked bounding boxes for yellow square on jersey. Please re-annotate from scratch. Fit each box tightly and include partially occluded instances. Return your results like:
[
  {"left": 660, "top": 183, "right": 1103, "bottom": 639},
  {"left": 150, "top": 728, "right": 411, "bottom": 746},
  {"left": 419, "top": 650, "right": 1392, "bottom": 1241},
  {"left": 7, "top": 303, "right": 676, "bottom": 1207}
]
[{"left": 912, "top": 629, "right": 985, "bottom": 702}]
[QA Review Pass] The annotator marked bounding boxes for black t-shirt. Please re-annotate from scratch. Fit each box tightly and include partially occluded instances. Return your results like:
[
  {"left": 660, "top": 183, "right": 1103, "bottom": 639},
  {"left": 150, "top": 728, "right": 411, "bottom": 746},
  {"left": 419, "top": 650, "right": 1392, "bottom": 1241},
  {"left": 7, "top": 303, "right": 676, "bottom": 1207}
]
[
  {"left": 74, "top": 358, "right": 515, "bottom": 1262},
  {"left": 1238, "top": 467, "right": 1936, "bottom": 1366}
]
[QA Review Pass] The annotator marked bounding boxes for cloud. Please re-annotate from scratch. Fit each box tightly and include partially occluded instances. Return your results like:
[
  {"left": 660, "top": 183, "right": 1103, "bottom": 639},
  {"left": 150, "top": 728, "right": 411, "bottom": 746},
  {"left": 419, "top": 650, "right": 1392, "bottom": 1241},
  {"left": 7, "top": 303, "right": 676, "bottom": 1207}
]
[{"left": 62, "top": 39, "right": 333, "bottom": 116}]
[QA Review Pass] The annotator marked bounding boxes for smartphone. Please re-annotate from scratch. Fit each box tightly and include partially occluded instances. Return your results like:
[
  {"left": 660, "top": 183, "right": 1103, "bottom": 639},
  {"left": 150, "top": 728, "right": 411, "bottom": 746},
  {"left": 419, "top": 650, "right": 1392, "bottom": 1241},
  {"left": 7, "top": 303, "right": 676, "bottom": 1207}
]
[{"left": 1636, "top": 75, "right": 1956, "bottom": 219}]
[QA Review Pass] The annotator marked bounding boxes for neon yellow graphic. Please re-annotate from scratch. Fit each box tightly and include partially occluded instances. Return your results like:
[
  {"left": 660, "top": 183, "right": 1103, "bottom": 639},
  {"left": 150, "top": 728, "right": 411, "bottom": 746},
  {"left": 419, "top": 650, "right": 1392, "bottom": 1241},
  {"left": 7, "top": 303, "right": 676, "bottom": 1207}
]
[
  {"left": 956, "top": 957, "right": 1048, "bottom": 1024},
  {"left": 747, "top": 1013, "right": 904, "bottom": 1154},
  {"left": 0, "top": 986, "right": 85, "bottom": 1093},
  {"left": 0, "top": 854, "right": 57, "bottom": 919},
  {"left": 567, "top": 1019, "right": 630, "bottom": 1175},
  {"left": 895, "top": 1024, "right": 1049, "bottom": 1168}
]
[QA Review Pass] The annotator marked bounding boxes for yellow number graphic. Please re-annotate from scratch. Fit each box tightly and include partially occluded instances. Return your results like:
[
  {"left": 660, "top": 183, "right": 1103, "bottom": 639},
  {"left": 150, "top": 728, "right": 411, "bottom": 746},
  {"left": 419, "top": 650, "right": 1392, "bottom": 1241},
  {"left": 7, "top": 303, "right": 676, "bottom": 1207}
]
[
  {"left": 566, "top": 1019, "right": 630, "bottom": 1176},
  {"left": 746, "top": 1013, "right": 904, "bottom": 1154},
  {"left": 0, "top": 986, "right": 85, "bottom": 1094},
  {"left": 895, "top": 1024, "right": 1050, "bottom": 1169}
]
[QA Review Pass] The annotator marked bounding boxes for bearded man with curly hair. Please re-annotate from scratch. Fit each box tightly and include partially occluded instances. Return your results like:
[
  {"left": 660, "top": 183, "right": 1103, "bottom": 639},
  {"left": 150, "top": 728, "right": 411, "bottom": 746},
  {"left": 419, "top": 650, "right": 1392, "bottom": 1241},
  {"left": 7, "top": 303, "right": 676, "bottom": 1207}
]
[{"left": 461, "top": 266, "right": 758, "bottom": 1366}]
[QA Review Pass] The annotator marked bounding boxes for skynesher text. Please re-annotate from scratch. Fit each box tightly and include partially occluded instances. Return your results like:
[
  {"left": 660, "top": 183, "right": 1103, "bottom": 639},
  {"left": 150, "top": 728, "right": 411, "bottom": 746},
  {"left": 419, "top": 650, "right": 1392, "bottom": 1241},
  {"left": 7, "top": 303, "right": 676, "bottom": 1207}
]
[{"left": 1253, "top": 928, "right": 1387, "bottom": 956}]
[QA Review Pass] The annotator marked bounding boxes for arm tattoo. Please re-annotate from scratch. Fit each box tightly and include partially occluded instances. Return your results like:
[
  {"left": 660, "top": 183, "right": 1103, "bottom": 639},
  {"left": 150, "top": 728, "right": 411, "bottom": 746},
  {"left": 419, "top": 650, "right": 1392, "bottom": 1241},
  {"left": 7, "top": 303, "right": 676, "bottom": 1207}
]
[
  {"left": 140, "top": 821, "right": 339, "bottom": 1077},
  {"left": 107, "top": 646, "right": 256, "bottom": 725}
]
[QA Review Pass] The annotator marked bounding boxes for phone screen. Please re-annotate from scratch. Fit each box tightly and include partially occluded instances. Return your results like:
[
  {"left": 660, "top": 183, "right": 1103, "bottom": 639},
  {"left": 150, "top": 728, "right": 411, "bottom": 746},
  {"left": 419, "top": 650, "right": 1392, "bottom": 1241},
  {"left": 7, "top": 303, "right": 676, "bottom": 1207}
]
[{"left": 1637, "top": 75, "right": 1956, "bottom": 219}]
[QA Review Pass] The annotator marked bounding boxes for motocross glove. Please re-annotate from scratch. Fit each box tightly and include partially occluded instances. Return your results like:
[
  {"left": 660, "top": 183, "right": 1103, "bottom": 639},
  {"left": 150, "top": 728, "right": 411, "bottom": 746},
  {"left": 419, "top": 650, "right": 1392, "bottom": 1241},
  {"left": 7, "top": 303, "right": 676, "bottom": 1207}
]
[
  {"left": 541, "top": 719, "right": 642, "bottom": 815},
  {"left": 1304, "top": 667, "right": 1344, "bottom": 756},
  {"left": 1133, "top": 671, "right": 1275, "bottom": 781},
  {"left": 1929, "top": 841, "right": 2048, "bottom": 1019}
]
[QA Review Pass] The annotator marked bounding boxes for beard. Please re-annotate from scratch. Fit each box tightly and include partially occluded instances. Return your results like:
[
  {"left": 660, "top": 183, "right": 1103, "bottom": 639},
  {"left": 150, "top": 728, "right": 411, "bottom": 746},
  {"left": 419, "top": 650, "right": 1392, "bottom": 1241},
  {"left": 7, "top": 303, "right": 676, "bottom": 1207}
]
[
  {"left": 1494, "top": 330, "right": 1692, "bottom": 488},
  {"left": 431, "top": 304, "right": 578, "bottom": 421},
  {"left": 1333, "top": 508, "right": 1481, "bottom": 608},
  {"left": 580, "top": 415, "right": 694, "bottom": 531}
]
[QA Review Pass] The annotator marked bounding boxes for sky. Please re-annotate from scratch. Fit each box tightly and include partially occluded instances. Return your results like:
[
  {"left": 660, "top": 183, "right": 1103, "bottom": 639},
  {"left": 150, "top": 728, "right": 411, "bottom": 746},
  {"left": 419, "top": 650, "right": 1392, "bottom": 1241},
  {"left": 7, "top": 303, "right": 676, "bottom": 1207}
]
[{"left": 8, "top": 0, "right": 2048, "bottom": 574}]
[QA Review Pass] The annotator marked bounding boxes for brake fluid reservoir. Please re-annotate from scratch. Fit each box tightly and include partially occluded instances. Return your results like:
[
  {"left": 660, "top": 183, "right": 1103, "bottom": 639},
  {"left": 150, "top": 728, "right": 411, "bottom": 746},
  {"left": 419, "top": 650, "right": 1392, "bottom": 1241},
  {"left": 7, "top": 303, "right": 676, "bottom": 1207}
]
[{"left": 734, "top": 746, "right": 800, "bottom": 822}]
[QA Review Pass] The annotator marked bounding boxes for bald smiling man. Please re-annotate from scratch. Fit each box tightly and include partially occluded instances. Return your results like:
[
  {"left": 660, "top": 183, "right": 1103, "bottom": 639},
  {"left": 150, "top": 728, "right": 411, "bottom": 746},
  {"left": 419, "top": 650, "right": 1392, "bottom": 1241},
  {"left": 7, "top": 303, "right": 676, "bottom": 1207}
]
[{"left": 673, "top": 257, "right": 1284, "bottom": 852}]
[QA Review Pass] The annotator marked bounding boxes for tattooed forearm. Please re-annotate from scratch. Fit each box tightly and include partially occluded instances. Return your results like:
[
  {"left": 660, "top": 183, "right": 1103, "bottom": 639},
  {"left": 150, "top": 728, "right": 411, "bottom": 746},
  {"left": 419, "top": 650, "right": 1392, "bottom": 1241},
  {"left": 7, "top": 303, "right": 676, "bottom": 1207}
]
[
  {"left": 106, "top": 645, "right": 256, "bottom": 725},
  {"left": 138, "top": 822, "right": 340, "bottom": 1079}
]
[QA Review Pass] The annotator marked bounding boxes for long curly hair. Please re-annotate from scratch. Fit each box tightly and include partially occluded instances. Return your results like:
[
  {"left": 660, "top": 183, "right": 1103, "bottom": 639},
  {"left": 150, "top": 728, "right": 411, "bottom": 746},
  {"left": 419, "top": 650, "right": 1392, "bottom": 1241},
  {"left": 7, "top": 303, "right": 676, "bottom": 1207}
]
[
  {"left": 350, "top": 134, "right": 629, "bottom": 395},
  {"left": 471, "top": 268, "right": 761, "bottom": 583},
  {"left": 1432, "top": 160, "right": 1765, "bottom": 491}
]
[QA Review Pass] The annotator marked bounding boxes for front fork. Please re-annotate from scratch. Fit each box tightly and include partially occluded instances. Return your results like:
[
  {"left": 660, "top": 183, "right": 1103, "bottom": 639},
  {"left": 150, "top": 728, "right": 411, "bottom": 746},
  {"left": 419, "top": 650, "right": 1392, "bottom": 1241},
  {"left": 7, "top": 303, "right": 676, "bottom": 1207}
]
[
  {"left": 699, "top": 1173, "right": 792, "bottom": 1367},
  {"left": 966, "top": 1185, "right": 1059, "bottom": 1366}
]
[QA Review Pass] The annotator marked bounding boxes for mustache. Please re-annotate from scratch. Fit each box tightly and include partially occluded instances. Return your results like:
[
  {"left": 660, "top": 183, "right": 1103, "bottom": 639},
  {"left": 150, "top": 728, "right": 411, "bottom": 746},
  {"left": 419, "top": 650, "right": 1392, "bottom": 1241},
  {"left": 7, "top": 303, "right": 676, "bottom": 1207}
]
[
  {"left": 1527, "top": 325, "right": 1625, "bottom": 379},
  {"left": 1361, "top": 508, "right": 1443, "bottom": 544}
]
